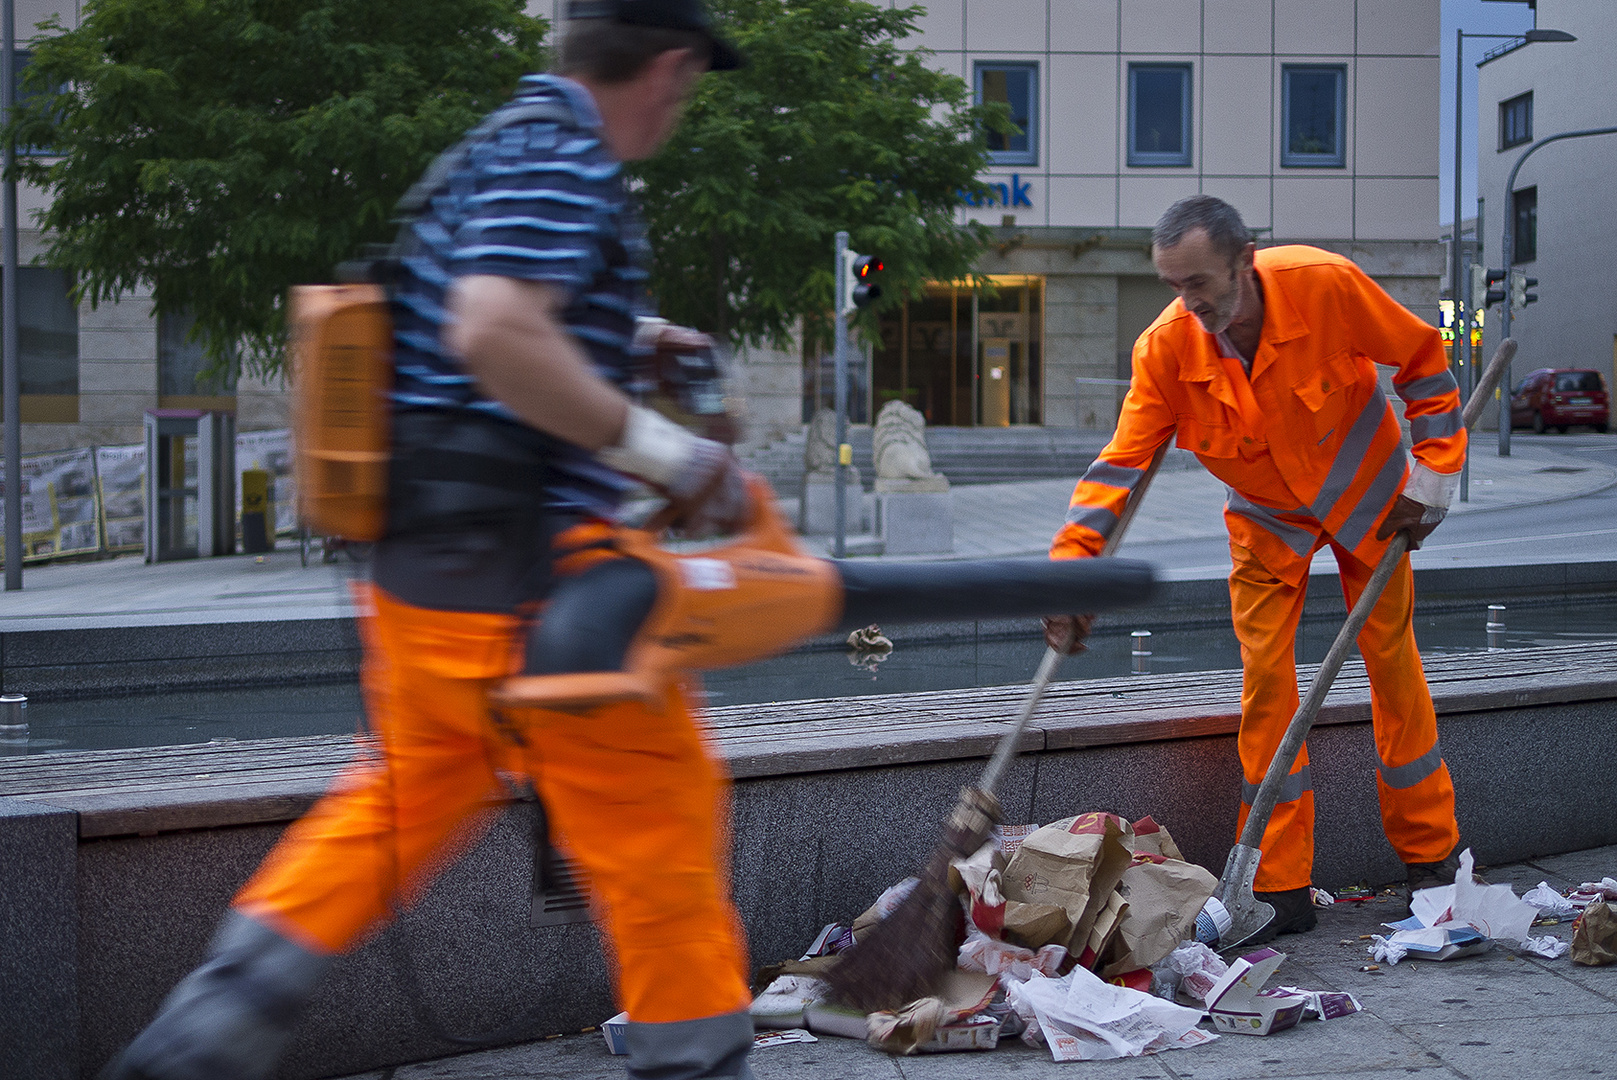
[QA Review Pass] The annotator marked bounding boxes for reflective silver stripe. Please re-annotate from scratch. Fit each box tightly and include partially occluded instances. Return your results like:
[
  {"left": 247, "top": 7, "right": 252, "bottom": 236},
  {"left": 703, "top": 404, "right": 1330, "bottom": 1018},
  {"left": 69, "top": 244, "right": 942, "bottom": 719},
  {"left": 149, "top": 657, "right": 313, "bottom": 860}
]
[
  {"left": 1082, "top": 461, "right": 1146, "bottom": 492},
  {"left": 1395, "top": 370, "right": 1459, "bottom": 403},
  {"left": 1241, "top": 764, "right": 1314, "bottom": 805},
  {"left": 1309, "top": 386, "right": 1390, "bottom": 520},
  {"left": 1066, "top": 503, "right": 1119, "bottom": 537},
  {"left": 1226, "top": 490, "right": 1316, "bottom": 556},
  {"left": 626, "top": 1010, "right": 754, "bottom": 1079},
  {"left": 1377, "top": 741, "right": 1445, "bottom": 790},
  {"left": 1409, "top": 408, "right": 1462, "bottom": 443},
  {"left": 1333, "top": 451, "right": 1409, "bottom": 551}
]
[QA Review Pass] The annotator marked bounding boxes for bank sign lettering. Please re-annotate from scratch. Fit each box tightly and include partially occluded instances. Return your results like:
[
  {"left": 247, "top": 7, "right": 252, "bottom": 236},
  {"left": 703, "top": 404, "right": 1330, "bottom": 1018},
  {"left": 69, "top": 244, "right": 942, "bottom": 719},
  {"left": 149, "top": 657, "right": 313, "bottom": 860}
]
[{"left": 961, "top": 174, "right": 1033, "bottom": 209}]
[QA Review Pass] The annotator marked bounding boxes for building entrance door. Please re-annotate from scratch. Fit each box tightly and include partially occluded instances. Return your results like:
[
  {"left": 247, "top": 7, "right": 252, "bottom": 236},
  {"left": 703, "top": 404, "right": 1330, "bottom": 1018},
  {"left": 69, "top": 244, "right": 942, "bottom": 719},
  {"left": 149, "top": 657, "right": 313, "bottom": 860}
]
[{"left": 873, "top": 275, "right": 1043, "bottom": 426}]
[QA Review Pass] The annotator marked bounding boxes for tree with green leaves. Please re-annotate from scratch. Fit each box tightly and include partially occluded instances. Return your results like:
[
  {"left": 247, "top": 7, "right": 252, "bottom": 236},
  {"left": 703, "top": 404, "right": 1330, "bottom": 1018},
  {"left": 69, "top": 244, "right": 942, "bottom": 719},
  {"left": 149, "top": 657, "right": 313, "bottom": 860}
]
[
  {"left": 11, "top": 0, "right": 546, "bottom": 376},
  {"left": 633, "top": 0, "right": 997, "bottom": 352}
]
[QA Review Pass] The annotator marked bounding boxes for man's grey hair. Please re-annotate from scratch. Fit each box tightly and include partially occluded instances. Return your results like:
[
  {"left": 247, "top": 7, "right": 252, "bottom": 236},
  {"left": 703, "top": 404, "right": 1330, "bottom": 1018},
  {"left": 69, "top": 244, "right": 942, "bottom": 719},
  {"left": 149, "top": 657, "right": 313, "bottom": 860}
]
[{"left": 1152, "top": 195, "right": 1252, "bottom": 262}]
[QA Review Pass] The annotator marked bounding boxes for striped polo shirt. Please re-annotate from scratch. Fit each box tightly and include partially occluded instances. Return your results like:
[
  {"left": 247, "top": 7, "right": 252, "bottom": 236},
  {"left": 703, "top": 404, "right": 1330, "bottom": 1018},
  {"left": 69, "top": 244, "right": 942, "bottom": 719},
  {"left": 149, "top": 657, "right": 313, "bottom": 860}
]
[{"left": 388, "top": 73, "right": 653, "bottom": 516}]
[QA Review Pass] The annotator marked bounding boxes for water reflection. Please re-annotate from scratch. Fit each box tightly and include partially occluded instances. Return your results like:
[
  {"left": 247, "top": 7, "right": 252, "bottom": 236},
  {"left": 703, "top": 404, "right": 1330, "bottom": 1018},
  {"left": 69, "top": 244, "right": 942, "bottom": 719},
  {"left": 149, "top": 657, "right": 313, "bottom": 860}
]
[{"left": 12, "top": 599, "right": 1617, "bottom": 753}]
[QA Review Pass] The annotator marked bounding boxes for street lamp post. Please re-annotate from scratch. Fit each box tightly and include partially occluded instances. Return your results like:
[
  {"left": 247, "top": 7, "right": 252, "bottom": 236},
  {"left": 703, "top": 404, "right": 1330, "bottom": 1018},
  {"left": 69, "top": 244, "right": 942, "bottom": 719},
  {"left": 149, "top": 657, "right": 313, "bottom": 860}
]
[
  {"left": 2, "top": 0, "right": 18, "bottom": 590},
  {"left": 1449, "top": 27, "right": 1574, "bottom": 470}
]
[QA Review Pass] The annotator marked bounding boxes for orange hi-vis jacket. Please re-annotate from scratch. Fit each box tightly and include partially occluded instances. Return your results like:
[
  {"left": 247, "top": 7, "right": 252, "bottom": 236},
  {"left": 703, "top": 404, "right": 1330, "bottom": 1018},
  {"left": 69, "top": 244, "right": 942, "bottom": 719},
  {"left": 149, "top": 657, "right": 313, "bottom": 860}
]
[{"left": 1052, "top": 246, "right": 1465, "bottom": 584}]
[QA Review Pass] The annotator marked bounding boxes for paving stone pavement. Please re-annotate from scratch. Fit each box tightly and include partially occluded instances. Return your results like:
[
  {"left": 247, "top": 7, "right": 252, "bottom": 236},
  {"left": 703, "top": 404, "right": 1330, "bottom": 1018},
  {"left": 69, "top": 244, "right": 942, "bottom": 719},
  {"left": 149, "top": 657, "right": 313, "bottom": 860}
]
[{"left": 330, "top": 845, "right": 1617, "bottom": 1080}]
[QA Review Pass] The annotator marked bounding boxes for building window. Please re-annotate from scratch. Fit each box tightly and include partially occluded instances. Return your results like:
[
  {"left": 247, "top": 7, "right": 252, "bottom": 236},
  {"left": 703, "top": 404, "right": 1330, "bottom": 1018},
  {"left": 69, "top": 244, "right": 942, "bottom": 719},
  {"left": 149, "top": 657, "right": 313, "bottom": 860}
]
[
  {"left": 14, "top": 50, "right": 64, "bottom": 156},
  {"left": 1281, "top": 65, "right": 1346, "bottom": 168},
  {"left": 1128, "top": 63, "right": 1192, "bottom": 167},
  {"left": 15, "top": 267, "right": 78, "bottom": 396},
  {"left": 159, "top": 309, "right": 237, "bottom": 403},
  {"left": 1512, "top": 186, "right": 1537, "bottom": 264},
  {"left": 1499, "top": 91, "right": 1533, "bottom": 151},
  {"left": 976, "top": 62, "right": 1037, "bottom": 166}
]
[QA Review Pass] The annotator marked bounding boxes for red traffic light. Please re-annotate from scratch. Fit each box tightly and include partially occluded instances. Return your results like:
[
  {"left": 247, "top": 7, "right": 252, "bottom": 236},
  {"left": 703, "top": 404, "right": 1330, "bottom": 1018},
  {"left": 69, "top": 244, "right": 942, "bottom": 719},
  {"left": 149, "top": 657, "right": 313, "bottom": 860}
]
[{"left": 855, "top": 256, "right": 883, "bottom": 279}]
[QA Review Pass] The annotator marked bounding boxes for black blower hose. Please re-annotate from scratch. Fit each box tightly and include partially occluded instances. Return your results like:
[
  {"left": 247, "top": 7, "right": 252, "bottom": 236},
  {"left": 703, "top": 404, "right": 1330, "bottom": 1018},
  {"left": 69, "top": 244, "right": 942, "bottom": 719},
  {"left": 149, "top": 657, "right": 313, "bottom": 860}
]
[
  {"left": 524, "top": 555, "right": 1157, "bottom": 675},
  {"left": 833, "top": 556, "right": 1156, "bottom": 634}
]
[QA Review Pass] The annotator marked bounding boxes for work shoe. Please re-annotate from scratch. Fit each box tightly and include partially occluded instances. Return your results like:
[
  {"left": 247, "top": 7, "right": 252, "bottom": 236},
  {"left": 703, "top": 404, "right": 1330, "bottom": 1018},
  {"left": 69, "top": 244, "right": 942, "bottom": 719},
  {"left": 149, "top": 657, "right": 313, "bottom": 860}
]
[
  {"left": 1403, "top": 846, "right": 1485, "bottom": 915},
  {"left": 100, "top": 911, "right": 330, "bottom": 1080},
  {"left": 1245, "top": 887, "right": 1319, "bottom": 946}
]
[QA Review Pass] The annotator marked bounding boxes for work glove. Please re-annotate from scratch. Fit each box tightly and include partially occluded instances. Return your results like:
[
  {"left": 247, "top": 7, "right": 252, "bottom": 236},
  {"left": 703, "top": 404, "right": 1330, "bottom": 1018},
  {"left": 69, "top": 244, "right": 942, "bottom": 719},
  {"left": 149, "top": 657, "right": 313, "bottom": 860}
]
[
  {"left": 1374, "top": 493, "right": 1446, "bottom": 549},
  {"left": 1042, "top": 613, "right": 1095, "bottom": 655},
  {"left": 598, "top": 403, "right": 752, "bottom": 536},
  {"left": 637, "top": 318, "right": 740, "bottom": 445}
]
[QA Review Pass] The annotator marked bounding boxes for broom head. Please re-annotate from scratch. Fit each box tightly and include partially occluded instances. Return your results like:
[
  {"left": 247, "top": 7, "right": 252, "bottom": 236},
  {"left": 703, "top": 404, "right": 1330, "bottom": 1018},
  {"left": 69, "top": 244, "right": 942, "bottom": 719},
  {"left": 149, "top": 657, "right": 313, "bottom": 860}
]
[{"left": 823, "top": 787, "right": 1001, "bottom": 1013}]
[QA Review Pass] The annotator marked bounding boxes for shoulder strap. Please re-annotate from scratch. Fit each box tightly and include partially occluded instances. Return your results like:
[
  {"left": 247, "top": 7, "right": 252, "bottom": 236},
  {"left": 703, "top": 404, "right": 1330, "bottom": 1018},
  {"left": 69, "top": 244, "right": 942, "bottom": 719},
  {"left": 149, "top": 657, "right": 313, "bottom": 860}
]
[{"left": 394, "top": 100, "right": 577, "bottom": 218}]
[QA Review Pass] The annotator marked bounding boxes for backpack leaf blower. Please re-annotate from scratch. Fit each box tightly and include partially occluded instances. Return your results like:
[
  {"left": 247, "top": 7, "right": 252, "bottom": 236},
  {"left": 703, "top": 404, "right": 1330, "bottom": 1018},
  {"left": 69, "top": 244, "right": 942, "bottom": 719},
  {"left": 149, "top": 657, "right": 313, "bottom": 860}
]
[{"left": 490, "top": 478, "right": 1156, "bottom": 712}]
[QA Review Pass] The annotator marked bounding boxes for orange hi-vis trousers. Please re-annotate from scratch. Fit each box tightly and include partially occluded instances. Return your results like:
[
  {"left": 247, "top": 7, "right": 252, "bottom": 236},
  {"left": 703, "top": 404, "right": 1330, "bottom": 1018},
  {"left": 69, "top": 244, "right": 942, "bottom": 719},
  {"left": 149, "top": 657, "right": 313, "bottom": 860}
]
[
  {"left": 233, "top": 584, "right": 751, "bottom": 1025},
  {"left": 1229, "top": 540, "right": 1459, "bottom": 893}
]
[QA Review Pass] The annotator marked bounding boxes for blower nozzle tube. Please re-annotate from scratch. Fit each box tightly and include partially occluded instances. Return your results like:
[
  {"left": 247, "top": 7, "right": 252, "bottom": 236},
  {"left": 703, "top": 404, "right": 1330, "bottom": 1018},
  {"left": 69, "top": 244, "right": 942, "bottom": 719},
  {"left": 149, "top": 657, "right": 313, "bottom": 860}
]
[{"left": 833, "top": 556, "right": 1156, "bottom": 633}]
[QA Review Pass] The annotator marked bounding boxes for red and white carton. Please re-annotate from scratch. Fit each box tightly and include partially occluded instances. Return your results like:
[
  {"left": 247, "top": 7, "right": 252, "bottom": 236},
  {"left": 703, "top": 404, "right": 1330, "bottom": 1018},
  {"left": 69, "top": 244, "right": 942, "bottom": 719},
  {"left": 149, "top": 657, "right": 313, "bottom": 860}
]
[{"left": 1205, "top": 949, "right": 1309, "bottom": 1036}]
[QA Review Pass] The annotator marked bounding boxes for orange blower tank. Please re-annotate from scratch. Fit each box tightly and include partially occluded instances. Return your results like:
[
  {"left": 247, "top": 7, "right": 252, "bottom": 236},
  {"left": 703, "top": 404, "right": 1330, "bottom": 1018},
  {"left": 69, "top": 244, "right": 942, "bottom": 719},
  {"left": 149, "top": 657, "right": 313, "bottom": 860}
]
[{"left": 289, "top": 284, "right": 394, "bottom": 542}]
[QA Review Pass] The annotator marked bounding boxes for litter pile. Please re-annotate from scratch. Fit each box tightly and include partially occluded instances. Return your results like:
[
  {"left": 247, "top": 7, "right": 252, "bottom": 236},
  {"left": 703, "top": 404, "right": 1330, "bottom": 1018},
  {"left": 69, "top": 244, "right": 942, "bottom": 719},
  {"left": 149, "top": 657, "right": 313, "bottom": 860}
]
[
  {"left": 742, "top": 812, "right": 1358, "bottom": 1061},
  {"left": 1367, "top": 852, "right": 1616, "bottom": 967}
]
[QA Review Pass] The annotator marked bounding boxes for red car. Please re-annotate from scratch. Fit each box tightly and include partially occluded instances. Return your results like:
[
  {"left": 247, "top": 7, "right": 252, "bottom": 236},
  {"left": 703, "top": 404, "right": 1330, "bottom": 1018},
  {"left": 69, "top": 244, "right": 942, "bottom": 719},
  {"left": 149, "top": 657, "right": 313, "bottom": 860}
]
[{"left": 1509, "top": 368, "right": 1610, "bottom": 433}]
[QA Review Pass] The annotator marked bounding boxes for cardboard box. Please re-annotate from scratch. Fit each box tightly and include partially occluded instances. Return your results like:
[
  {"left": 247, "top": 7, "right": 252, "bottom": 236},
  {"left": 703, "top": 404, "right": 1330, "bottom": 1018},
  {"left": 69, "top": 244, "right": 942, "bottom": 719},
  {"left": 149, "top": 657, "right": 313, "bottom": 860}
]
[
  {"left": 601, "top": 1011, "right": 630, "bottom": 1055},
  {"left": 917, "top": 1014, "right": 1002, "bottom": 1052},
  {"left": 1205, "top": 949, "right": 1308, "bottom": 1036}
]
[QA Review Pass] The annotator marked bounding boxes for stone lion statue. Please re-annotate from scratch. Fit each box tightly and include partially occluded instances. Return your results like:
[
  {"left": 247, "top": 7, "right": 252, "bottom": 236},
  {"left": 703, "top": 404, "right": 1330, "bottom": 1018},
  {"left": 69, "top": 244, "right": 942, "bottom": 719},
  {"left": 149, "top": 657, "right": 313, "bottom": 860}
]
[{"left": 872, "top": 400, "right": 936, "bottom": 481}]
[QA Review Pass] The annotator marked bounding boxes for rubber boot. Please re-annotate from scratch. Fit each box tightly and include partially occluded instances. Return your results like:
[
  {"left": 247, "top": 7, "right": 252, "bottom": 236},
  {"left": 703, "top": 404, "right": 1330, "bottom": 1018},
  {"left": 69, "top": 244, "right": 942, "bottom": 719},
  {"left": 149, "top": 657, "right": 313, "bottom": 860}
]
[
  {"left": 626, "top": 1011, "right": 755, "bottom": 1080},
  {"left": 101, "top": 910, "right": 331, "bottom": 1080}
]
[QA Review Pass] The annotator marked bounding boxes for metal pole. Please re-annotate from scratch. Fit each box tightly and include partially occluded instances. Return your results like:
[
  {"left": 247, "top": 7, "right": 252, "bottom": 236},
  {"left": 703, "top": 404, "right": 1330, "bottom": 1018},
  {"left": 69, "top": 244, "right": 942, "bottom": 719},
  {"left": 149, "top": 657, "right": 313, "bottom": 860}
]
[
  {"left": 1452, "top": 26, "right": 1468, "bottom": 496},
  {"left": 2, "top": 0, "right": 19, "bottom": 591},
  {"left": 833, "top": 230, "right": 848, "bottom": 559}
]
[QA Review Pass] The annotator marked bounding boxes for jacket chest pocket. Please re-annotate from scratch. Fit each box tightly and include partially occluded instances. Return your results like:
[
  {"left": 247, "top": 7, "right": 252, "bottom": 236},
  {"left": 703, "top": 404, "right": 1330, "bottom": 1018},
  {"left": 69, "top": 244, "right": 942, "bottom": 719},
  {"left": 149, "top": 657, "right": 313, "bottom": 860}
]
[
  {"left": 1176, "top": 416, "right": 1241, "bottom": 459},
  {"left": 1290, "top": 350, "right": 1357, "bottom": 442}
]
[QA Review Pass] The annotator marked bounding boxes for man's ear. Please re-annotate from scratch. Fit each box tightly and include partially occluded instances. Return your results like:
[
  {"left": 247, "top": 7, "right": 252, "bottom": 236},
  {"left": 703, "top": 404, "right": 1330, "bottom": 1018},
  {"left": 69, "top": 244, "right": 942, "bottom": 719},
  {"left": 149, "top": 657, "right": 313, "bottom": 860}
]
[{"left": 1238, "top": 241, "right": 1257, "bottom": 273}]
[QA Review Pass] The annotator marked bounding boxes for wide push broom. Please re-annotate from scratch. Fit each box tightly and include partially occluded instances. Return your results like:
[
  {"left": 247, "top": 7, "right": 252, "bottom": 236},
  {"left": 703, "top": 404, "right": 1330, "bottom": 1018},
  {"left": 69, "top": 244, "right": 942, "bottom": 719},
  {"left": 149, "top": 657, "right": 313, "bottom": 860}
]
[{"left": 825, "top": 444, "right": 1168, "bottom": 1013}]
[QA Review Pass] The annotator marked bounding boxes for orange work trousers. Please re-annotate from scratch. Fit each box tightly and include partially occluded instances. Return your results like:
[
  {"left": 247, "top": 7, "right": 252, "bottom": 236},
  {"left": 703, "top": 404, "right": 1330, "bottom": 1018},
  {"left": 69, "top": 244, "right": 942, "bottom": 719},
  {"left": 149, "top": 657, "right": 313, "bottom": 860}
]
[
  {"left": 1229, "top": 541, "right": 1459, "bottom": 892},
  {"left": 234, "top": 583, "right": 751, "bottom": 1025}
]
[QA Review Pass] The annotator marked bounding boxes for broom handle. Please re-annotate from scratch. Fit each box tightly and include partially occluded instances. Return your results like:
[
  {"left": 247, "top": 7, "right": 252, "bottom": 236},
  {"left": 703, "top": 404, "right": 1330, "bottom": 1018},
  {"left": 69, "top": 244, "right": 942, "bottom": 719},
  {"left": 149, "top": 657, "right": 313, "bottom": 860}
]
[
  {"left": 1236, "top": 337, "right": 1517, "bottom": 847},
  {"left": 977, "top": 441, "right": 1170, "bottom": 798}
]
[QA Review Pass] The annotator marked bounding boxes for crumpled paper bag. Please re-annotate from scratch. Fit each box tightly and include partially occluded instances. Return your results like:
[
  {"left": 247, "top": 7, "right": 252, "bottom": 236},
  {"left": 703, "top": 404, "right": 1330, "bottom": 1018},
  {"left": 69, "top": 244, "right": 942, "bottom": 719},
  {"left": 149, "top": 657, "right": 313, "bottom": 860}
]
[
  {"left": 1572, "top": 901, "right": 1617, "bottom": 966},
  {"left": 1003, "top": 813, "right": 1134, "bottom": 955}
]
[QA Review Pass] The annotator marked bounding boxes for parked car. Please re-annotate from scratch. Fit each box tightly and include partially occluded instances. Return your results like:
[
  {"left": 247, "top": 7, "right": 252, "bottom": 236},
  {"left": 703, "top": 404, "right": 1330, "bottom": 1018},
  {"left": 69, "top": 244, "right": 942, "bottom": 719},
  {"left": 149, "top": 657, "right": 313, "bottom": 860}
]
[{"left": 1509, "top": 368, "right": 1610, "bottom": 433}]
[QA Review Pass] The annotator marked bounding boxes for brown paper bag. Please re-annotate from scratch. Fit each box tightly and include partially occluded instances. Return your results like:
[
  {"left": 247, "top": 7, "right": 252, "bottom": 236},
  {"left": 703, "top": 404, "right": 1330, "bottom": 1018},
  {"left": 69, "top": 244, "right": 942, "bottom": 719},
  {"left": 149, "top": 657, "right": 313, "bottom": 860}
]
[
  {"left": 1003, "top": 812, "right": 1134, "bottom": 963},
  {"left": 1000, "top": 900, "right": 1070, "bottom": 949},
  {"left": 1130, "top": 816, "right": 1186, "bottom": 862},
  {"left": 1572, "top": 901, "right": 1617, "bottom": 966},
  {"left": 1099, "top": 856, "right": 1219, "bottom": 979}
]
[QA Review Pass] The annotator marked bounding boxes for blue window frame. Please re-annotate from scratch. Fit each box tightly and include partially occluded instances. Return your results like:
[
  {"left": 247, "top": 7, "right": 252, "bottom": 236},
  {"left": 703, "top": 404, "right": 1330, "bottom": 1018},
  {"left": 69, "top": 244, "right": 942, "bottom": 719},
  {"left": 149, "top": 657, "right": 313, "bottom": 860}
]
[
  {"left": 1128, "top": 63, "right": 1192, "bottom": 167},
  {"left": 975, "top": 61, "right": 1038, "bottom": 166},
  {"left": 1282, "top": 65, "right": 1346, "bottom": 168}
]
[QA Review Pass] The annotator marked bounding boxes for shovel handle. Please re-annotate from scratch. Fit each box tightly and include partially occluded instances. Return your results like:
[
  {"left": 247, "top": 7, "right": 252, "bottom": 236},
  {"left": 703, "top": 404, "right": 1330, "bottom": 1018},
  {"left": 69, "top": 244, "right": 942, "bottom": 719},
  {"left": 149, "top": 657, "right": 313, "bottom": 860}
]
[
  {"left": 976, "top": 441, "right": 1170, "bottom": 799},
  {"left": 1235, "top": 338, "right": 1518, "bottom": 849}
]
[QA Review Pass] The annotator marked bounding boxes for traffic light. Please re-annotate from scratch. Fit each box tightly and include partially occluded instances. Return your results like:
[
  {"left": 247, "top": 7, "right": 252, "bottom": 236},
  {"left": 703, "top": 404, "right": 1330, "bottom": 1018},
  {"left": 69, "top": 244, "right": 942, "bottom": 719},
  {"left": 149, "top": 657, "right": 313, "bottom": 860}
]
[
  {"left": 839, "top": 250, "right": 883, "bottom": 315},
  {"left": 1470, "top": 265, "right": 1507, "bottom": 310},
  {"left": 1509, "top": 268, "right": 1538, "bottom": 312}
]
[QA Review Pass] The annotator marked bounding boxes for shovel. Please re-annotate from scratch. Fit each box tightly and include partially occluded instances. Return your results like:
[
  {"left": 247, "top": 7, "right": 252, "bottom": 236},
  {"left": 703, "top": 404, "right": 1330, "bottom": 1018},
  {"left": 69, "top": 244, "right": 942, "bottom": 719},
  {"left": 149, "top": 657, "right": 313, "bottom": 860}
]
[{"left": 1216, "top": 338, "right": 1519, "bottom": 949}]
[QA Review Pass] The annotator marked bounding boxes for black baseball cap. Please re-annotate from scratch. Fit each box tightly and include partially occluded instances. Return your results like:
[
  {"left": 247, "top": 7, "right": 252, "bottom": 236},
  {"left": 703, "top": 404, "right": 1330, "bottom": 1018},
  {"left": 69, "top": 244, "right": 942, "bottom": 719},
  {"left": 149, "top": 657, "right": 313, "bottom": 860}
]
[{"left": 566, "top": 0, "right": 746, "bottom": 71}]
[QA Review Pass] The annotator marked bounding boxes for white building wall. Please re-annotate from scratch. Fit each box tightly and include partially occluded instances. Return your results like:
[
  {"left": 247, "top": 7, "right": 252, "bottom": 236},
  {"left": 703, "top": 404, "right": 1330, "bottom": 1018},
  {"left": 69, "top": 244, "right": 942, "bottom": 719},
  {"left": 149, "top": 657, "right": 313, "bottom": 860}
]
[
  {"left": 910, "top": 0, "right": 1438, "bottom": 244},
  {"left": 1475, "top": 0, "right": 1617, "bottom": 403}
]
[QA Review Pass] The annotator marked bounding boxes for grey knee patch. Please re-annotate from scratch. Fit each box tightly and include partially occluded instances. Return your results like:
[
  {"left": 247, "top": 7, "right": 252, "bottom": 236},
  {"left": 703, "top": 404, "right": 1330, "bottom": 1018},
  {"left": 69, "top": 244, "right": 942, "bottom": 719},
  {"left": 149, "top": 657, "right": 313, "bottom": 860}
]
[
  {"left": 626, "top": 1010, "right": 755, "bottom": 1080},
  {"left": 103, "top": 911, "right": 331, "bottom": 1080}
]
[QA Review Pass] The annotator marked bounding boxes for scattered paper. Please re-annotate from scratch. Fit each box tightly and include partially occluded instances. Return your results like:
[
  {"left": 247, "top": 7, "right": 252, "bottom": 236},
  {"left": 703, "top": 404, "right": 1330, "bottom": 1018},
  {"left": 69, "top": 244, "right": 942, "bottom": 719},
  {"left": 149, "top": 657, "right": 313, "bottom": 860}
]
[
  {"left": 1156, "top": 940, "right": 1228, "bottom": 1005},
  {"left": 1519, "top": 936, "right": 1571, "bottom": 959},
  {"left": 1275, "top": 985, "right": 1363, "bottom": 1020},
  {"left": 754, "top": 1028, "right": 817, "bottom": 1048},
  {"left": 1523, "top": 882, "right": 1578, "bottom": 919},
  {"left": 750, "top": 975, "right": 828, "bottom": 1029},
  {"left": 1384, "top": 848, "right": 1537, "bottom": 963},
  {"left": 958, "top": 930, "right": 1066, "bottom": 982},
  {"left": 1005, "top": 966, "right": 1211, "bottom": 1060}
]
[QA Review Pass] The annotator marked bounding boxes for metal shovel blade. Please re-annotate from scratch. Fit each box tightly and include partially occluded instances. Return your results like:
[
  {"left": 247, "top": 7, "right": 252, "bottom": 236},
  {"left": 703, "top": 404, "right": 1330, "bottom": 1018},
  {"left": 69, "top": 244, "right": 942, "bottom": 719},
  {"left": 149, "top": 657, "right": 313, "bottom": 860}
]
[{"left": 1216, "top": 843, "right": 1275, "bottom": 950}]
